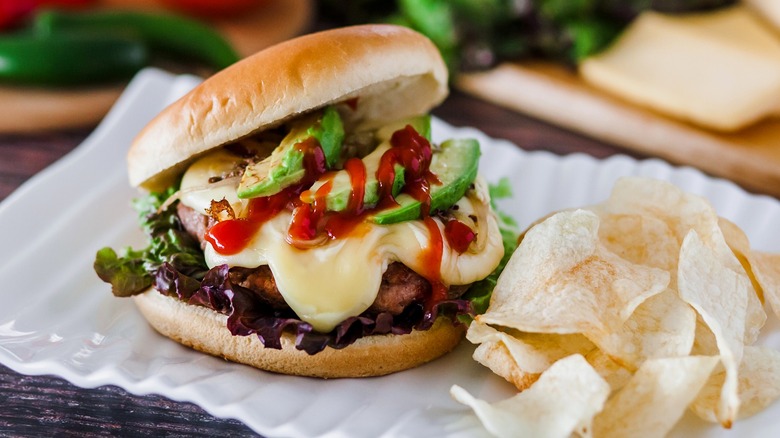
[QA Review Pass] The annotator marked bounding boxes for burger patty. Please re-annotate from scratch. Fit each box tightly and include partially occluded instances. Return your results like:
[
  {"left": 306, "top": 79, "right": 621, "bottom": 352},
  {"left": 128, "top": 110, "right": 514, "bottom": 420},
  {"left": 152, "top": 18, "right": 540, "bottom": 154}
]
[
  {"left": 178, "top": 202, "right": 216, "bottom": 251},
  {"left": 176, "top": 203, "right": 469, "bottom": 315}
]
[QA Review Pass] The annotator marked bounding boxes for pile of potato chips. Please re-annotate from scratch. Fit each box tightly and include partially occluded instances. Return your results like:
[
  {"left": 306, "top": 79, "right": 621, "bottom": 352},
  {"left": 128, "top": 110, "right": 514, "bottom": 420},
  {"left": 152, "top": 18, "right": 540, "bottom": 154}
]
[{"left": 452, "top": 177, "right": 780, "bottom": 437}]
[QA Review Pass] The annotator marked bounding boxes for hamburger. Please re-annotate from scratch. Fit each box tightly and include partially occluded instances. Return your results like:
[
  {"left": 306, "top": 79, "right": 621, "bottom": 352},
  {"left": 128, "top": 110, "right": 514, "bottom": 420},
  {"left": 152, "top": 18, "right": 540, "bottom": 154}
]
[{"left": 94, "top": 24, "right": 505, "bottom": 378}]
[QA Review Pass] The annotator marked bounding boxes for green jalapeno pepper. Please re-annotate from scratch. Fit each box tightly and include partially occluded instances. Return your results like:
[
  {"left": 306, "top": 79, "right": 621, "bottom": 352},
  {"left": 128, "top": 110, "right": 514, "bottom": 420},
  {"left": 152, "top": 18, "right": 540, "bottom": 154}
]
[
  {"left": 0, "top": 31, "right": 148, "bottom": 86},
  {"left": 34, "top": 9, "right": 240, "bottom": 70}
]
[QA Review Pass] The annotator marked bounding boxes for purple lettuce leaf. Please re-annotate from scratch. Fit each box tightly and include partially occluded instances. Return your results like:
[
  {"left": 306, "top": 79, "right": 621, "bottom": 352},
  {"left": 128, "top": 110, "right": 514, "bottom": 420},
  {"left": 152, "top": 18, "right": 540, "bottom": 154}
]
[{"left": 153, "top": 262, "right": 471, "bottom": 355}]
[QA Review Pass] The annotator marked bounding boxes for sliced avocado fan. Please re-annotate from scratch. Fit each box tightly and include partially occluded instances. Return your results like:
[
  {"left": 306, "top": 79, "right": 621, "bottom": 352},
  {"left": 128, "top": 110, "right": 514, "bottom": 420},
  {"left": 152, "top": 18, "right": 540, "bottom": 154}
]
[{"left": 237, "top": 106, "right": 344, "bottom": 199}]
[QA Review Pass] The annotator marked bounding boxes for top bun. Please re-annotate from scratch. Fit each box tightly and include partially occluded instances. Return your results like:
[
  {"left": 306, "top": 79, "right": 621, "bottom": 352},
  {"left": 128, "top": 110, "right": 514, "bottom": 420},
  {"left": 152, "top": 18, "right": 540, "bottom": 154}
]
[{"left": 128, "top": 24, "right": 449, "bottom": 191}]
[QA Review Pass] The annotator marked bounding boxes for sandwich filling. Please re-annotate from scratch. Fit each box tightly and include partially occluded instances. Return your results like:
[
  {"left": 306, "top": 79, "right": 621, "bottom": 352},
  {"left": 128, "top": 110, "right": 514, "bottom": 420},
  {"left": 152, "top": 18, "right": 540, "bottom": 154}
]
[
  {"left": 95, "top": 105, "right": 506, "bottom": 354},
  {"left": 179, "top": 148, "right": 502, "bottom": 332}
]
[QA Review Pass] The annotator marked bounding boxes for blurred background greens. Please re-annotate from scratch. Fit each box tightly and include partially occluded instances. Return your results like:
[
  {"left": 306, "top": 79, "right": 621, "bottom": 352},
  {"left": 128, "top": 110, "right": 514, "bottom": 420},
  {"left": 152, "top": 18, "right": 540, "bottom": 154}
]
[{"left": 320, "top": 0, "right": 737, "bottom": 74}]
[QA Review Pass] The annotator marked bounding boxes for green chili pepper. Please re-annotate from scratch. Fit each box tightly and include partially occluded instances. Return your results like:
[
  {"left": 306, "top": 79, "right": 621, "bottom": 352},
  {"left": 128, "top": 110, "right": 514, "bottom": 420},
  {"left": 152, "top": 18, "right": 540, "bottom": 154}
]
[
  {"left": 0, "top": 31, "right": 148, "bottom": 86},
  {"left": 34, "top": 9, "right": 240, "bottom": 70}
]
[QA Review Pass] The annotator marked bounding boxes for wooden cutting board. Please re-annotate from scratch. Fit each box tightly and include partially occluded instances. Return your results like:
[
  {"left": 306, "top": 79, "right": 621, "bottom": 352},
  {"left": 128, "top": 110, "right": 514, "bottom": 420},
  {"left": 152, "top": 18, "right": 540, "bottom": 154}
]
[
  {"left": 0, "top": 0, "right": 312, "bottom": 134},
  {"left": 457, "top": 62, "right": 780, "bottom": 199}
]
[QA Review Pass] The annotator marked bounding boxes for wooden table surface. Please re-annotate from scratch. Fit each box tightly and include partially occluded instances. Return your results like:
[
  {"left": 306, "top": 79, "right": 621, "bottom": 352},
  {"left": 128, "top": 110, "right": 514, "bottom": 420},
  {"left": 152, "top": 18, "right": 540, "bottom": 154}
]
[{"left": 0, "top": 81, "right": 703, "bottom": 436}]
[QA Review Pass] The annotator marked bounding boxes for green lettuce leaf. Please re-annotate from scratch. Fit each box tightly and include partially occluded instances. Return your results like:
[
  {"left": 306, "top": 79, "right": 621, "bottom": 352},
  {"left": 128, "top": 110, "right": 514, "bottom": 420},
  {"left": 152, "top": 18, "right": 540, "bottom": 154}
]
[
  {"left": 93, "top": 246, "right": 151, "bottom": 297},
  {"left": 93, "top": 187, "right": 207, "bottom": 297}
]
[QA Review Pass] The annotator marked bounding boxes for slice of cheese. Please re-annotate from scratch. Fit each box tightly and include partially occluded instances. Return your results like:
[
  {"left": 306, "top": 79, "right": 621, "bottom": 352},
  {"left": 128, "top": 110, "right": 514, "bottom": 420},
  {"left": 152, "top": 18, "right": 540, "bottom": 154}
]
[
  {"left": 580, "top": 6, "right": 780, "bottom": 132},
  {"left": 179, "top": 148, "right": 246, "bottom": 215}
]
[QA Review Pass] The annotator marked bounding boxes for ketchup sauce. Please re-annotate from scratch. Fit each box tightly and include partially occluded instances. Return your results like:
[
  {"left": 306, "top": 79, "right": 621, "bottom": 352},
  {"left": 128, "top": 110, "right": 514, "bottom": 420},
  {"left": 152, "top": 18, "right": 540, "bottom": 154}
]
[
  {"left": 205, "top": 138, "right": 327, "bottom": 254},
  {"left": 320, "top": 157, "right": 368, "bottom": 240},
  {"left": 377, "top": 125, "right": 451, "bottom": 308},
  {"left": 376, "top": 125, "right": 439, "bottom": 209},
  {"left": 205, "top": 187, "right": 292, "bottom": 255},
  {"left": 444, "top": 219, "right": 476, "bottom": 253},
  {"left": 287, "top": 179, "right": 331, "bottom": 242},
  {"left": 421, "top": 216, "right": 448, "bottom": 308},
  {"left": 206, "top": 124, "right": 468, "bottom": 309},
  {"left": 203, "top": 219, "right": 256, "bottom": 255},
  {"left": 344, "top": 157, "right": 367, "bottom": 214}
]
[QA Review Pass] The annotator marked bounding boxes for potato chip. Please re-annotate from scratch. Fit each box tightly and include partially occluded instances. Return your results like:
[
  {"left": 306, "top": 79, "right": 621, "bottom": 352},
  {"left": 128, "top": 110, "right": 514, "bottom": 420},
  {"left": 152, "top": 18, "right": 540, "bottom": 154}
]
[
  {"left": 743, "top": 285, "right": 766, "bottom": 346},
  {"left": 600, "top": 178, "right": 742, "bottom": 273},
  {"left": 467, "top": 322, "right": 595, "bottom": 390},
  {"left": 733, "top": 346, "right": 780, "bottom": 419},
  {"left": 471, "top": 340, "right": 540, "bottom": 392},
  {"left": 691, "top": 317, "right": 719, "bottom": 356},
  {"left": 718, "top": 217, "right": 768, "bottom": 344},
  {"left": 593, "top": 356, "right": 719, "bottom": 438},
  {"left": 691, "top": 346, "right": 780, "bottom": 422},
  {"left": 678, "top": 230, "right": 750, "bottom": 427},
  {"left": 689, "top": 360, "right": 728, "bottom": 424},
  {"left": 747, "top": 251, "right": 780, "bottom": 320},
  {"left": 584, "top": 349, "right": 633, "bottom": 392},
  {"left": 586, "top": 289, "right": 696, "bottom": 370},
  {"left": 596, "top": 212, "right": 679, "bottom": 272},
  {"left": 479, "top": 209, "right": 669, "bottom": 336},
  {"left": 718, "top": 217, "right": 754, "bottom": 275},
  {"left": 688, "top": 227, "right": 760, "bottom": 350},
  {"left": 451, "top": 354, "right": 610, "bottom": 438},
  {"left": 457, "top": 176, "right": 780, "bottom": 436},
  {"left": 599, "top": 180, "right": 762, "bottom": 346},
  {"left": 597, "top": 213, "right": 765, "bottom": 333}
]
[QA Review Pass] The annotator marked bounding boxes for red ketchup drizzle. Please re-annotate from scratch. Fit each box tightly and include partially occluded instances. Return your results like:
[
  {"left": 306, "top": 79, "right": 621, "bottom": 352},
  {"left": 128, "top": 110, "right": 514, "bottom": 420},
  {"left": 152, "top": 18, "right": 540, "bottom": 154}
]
[
  {"left": 445, "top": 219, "right": 476, "bottom": 253},
  {"left": 376, "top": 125, "right": 439, "bottom": 211},
  {"left": 288, "top": 156, "right": 370, "bottom": 244},
  {"left": 320, "top": 157, "right": 368, "bottom": 239},
  {"left": 206, "top": 138, "right": 327, "bottom": 254},
  {"left": 344, "top": 157, "right": 367, "bottom": 214},
  {"left": 207, "top": 124, "right": 453, "bottom": 310},
  {"left": 288, "top": 179, "right": 331, "bottom": 242},
  {"left": 376, "top": 125, "right": 448, "bottom": 309},
  {"left": 205, "top": 188, "right": 292, "bottom": 255},
  {"left": 421, "top": 216, "right": 447, "bottom": 310}
]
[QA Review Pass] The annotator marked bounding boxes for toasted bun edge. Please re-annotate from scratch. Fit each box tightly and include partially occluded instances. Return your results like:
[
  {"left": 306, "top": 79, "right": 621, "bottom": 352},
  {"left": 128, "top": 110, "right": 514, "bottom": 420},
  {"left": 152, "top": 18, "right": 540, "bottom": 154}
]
[
  {"left": 128, "top": 24, "right": 448, "bottom": 191},
  {"left": 132, "top": 289, "right": 465, "bottom": 378}
]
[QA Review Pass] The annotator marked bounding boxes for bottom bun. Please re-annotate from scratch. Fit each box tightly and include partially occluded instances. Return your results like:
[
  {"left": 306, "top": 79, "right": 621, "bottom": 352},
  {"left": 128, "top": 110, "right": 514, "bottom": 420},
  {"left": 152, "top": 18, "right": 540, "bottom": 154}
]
[{"left": 132, "top": 289, "right": 466, "bottom": 378}]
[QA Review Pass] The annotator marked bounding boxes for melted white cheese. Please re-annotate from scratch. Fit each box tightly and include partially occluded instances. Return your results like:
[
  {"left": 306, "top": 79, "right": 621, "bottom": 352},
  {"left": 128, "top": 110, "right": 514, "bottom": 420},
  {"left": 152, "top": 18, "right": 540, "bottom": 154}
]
[
  {"left": 180, "top": 149, "right": 504, "bottom": 332},
  {"left": 179, "top": 149, "right": 246, "bottom": 216}
]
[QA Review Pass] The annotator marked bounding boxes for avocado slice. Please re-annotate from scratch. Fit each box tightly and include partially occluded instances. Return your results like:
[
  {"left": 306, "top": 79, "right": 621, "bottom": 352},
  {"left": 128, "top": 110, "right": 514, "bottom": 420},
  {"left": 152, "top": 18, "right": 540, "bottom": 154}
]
[
  {"left": 372, "top": 138, "right": 481, "bottom": 225},
  {"left": 301, "top": 142, "right": 406, "bottom": 211},
  {"left": 237, "top": 106, "right": 344, "bottom": 199},
  {"left": 317, "top": 106, "right": 346, "bottom": 168},
  {"left": 300, "top": 116, "right": 430, "bottom": 211}
]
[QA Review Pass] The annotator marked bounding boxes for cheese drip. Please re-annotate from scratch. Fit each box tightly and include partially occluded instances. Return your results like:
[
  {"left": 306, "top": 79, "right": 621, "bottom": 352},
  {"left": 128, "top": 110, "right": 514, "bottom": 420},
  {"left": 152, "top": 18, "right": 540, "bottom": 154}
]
[{"left": 180, "top": 149, "right": 504, "bottom": 332}]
